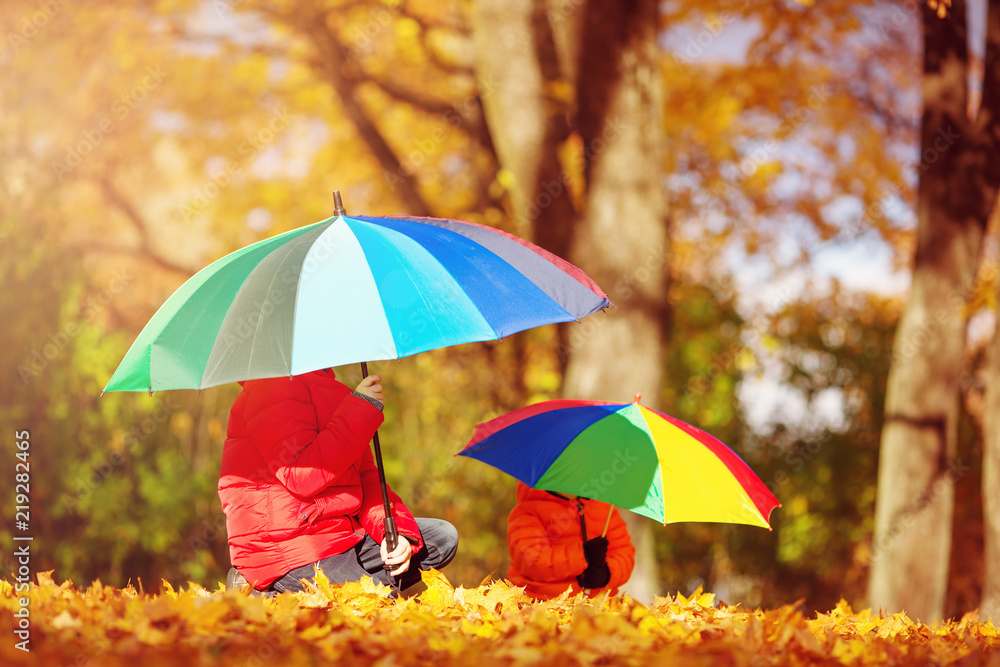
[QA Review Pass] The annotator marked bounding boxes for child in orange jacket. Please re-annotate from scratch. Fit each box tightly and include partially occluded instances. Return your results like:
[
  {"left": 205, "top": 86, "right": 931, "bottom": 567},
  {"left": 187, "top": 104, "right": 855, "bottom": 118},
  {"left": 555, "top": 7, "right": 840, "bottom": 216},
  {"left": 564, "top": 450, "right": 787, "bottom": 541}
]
[{"left": 506, "top": 481, "right": 635, "bottom": 599}]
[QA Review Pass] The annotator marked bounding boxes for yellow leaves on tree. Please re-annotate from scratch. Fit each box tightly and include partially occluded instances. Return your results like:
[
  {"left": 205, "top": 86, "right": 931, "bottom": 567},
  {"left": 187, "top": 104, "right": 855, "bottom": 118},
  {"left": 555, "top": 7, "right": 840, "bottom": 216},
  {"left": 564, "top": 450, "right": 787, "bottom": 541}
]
[
  {"left": 926, "top": 0, "right": 953, "bottom": 19},
  {"left": 4, "top": 571, "right": 1000, "bottom": 666}
]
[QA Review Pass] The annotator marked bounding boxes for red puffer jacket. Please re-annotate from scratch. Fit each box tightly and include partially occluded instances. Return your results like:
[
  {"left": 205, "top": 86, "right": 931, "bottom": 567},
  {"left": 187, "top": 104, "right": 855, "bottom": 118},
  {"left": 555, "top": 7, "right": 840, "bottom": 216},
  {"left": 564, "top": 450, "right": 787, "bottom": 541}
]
[
  {"left": 507, "top": 482, "right": 634, "bottom": 599},
  {"left": 219, "top": 368, "right": 423, "bottom": 590}
]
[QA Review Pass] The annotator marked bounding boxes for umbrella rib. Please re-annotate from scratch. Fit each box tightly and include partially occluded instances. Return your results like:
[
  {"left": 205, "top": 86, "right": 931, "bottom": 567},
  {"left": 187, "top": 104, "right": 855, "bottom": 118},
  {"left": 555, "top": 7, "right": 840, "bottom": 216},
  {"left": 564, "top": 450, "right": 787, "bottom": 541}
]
[
  {"left": 363, "top": 221, "right": 457, "bottom": 352},
  {"left": 346, "top": 217, "right": 499, "bottom": 353},
  {"left": 276, "top": 220, "right": 341, "bottom": 377},
  {"left": 393, "top": 219, "right": 569, "bottom": 340},
  {"left": 199, "top": 222, "right": 330, "bottom": 387},
  {"left": 244, "top": 244, "right": 303, "bottom": 379},
  {"left": 199, "top": 268, "right": 265, "bottom": 390}
]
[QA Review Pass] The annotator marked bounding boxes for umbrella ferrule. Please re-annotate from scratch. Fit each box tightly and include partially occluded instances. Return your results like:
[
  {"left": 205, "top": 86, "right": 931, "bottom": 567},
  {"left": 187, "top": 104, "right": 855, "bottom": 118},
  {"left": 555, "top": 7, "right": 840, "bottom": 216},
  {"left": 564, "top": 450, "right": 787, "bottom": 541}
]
[{"left": 332, "top": 190, "right": 346, "bottom": 217}]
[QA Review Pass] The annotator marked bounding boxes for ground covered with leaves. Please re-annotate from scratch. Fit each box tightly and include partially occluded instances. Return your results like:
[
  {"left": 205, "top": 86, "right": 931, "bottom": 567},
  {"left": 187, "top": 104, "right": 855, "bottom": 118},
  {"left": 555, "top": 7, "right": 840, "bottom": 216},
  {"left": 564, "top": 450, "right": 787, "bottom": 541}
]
[{"left": 3, "top": 571, "right": 1000, "bottom": 666}]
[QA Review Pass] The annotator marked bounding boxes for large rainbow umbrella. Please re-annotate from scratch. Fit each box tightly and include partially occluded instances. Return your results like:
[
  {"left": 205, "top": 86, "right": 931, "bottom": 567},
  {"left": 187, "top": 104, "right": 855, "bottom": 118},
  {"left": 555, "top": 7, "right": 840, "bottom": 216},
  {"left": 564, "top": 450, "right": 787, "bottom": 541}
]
[
  {"left": 104, "top": 192, "right": 610, "bottom": 550},
  {"left": 460, "top": 397, "right": 779, "bottom": 529},
  {"left": 104, "top": 194, "right": 609, "bottom": 393}
]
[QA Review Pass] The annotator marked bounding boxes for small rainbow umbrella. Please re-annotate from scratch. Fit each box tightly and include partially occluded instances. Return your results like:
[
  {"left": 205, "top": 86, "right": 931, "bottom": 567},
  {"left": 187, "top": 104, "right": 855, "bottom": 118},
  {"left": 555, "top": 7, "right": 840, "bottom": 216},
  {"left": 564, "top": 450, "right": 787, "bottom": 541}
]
[{"left": 460, "top": 397, "right": 779, "bottom": 529}]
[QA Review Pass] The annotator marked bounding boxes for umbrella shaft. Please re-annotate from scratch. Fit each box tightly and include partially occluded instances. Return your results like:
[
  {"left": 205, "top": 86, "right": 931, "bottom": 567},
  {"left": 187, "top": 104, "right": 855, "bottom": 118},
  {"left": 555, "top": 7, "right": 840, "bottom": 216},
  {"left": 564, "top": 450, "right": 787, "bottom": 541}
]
[
  {"left": 361, "top": 361, "right": 398, "bottom": 552},
  {"left": 372, "top": 430, "right": 399, "bottom": 551}
]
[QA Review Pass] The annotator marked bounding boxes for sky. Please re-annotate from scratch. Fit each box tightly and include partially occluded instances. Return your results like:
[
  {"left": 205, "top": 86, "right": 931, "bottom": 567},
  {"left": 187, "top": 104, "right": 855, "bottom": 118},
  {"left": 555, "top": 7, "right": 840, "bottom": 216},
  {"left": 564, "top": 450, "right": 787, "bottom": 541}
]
[{"left": 658, "top": 3, "right": 926, "bottom": 436}]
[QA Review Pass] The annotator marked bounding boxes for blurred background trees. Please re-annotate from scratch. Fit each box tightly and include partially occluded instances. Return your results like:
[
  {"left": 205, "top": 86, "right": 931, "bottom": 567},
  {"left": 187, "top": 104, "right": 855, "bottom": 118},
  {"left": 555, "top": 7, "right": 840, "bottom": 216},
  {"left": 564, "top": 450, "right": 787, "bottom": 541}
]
[
  {"left": 2, "top": 0, "right": 998, "bottom": 621},
  {"left": 869, "top": 0, "right": 1000, "bottom": 622}
]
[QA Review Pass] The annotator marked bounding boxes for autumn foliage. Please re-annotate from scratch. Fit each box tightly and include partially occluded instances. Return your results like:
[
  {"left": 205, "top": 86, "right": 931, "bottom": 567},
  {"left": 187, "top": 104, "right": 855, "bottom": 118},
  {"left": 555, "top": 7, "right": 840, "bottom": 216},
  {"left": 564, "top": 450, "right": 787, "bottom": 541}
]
[
  {"left": 5, "top": 0, "right": 1000, "bottom": 633},
  {"left": 3, "top": 570, "right": 1000, "bottom": 666}
]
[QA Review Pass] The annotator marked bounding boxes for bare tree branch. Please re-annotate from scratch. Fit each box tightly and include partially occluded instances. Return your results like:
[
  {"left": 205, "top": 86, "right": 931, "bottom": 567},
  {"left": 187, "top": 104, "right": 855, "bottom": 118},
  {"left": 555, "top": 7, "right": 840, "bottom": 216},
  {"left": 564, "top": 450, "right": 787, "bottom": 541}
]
[
  {"left": 94, "top": 176, "right": 197, "bottom": 276},
  {"left": 343, "top": 70, "right": 492, "bottom": 151},
  {"left": 285, "top": 7, "right": 434, "bottom": 216},
  {"left": 401, "top": 2, "right": 470, "bottom": 36},
  {"left": 423, "top": 47, "right": 475, "bottom": 77}
]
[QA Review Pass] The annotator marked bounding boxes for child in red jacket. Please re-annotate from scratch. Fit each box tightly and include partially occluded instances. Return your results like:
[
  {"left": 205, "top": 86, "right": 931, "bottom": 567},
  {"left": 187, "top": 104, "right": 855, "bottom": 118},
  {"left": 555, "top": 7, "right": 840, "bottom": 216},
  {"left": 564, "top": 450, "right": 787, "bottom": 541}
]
[
  {"left": 506, "top": 481, "right": 635, "bottom": 599},
  {"left": 220, "top": 369, "right": 457, "bottom": 595}
]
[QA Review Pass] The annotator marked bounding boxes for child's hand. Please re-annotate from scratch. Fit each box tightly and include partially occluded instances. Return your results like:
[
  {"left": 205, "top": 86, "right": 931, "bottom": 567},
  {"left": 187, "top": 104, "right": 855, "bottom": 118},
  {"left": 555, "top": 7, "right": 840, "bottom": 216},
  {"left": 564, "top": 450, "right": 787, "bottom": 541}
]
[
  {"left": 380, "top": 537, "right": 412, "bottom": 576},
  {"left": 355, "top": 375, "right": 384, "bottom": 404}
]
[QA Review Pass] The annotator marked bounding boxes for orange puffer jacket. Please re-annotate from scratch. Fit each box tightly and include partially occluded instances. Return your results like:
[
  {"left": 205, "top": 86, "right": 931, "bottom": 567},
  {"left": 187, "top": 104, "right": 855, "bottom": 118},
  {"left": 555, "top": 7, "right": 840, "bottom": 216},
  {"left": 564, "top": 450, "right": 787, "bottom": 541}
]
[
  {"left": 506, "top": 482, "right": 635, "bottom": 599},
  {"left": 219, "top": 368, "right": 423, "bottom": 590}
]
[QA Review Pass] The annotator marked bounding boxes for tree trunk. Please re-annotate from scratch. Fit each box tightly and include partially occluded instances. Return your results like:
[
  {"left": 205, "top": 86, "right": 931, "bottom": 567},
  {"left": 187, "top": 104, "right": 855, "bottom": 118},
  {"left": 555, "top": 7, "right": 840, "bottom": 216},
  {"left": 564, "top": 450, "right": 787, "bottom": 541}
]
[
  {"left": 979, "top": 0, "right": 1000, "bottom": 624},
  {"left": 471, "top": 0, "right": 577, "bottom": 260},
  {"left": 983, "top": 249, "right": 1000, "bottom": 620},
  {"left": 869, "top": 0, "right": 1000, "bottom": 622},
  {"left": 561, "top": 0, "right": 668, "bottom": 604},
  {"left": 473, "top": 0, "right": 668, "bottom": 603}
]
